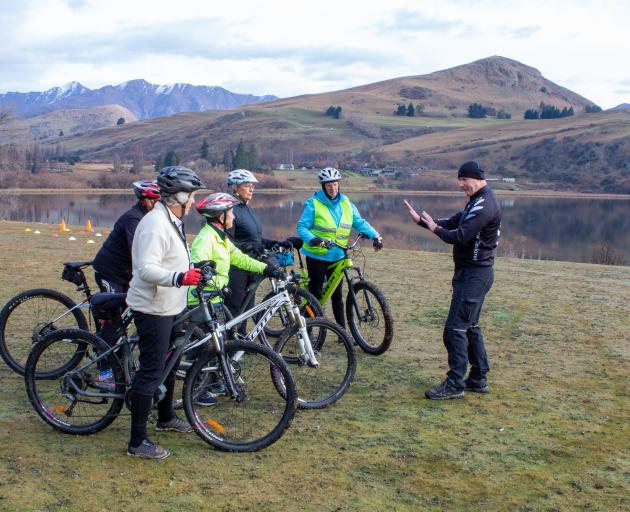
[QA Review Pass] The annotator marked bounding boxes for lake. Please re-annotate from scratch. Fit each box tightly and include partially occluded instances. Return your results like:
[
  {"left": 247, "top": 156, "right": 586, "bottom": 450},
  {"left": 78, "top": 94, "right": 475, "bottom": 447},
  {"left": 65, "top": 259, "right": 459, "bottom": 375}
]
[{"left": 1, "top": 192, "right": 628, "bottom": 265}]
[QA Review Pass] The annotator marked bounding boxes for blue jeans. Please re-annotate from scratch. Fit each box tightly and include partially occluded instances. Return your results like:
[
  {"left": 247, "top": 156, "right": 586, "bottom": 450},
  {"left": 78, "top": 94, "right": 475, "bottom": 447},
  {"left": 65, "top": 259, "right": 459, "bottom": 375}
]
[{"left": 443, "top": 266, "right": 494, "bottom": 390}]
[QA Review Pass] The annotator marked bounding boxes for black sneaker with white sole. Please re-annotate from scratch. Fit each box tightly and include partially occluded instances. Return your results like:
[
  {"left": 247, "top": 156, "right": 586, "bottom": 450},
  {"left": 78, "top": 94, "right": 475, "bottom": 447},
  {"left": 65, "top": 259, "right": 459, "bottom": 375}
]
[
  {"left": 127, "top": 439, "right": 171, "bottom": 459},
  {"left": 424, "top": 380, "right": 465, "bottom": 400},
  {"left": 464, "top": 378, "right": 489, "bottom": 393},
  {"left": 155, "top": 415, "right": 193, "bottom": 433}
]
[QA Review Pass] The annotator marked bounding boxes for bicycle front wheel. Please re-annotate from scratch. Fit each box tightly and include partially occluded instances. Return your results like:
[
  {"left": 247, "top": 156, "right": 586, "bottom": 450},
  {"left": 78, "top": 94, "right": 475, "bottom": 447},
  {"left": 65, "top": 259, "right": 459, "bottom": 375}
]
[
  {"left": 0, "top": 288, "right": 88, "bottom": 375},
  {"left": 183, "top": 340, "right": 297, "bottom": 452},
  {"left": 24, "top": 328, "right": 125, "bottom": 435},
  {"left": 260, "top": 285, "right": 324, "bottom": 338},
  {"left": 346, "top": 280, "right": 394, "bottom": 355},
  {"left": 274, "top": 318, "right": 356, "bottom": 409}
]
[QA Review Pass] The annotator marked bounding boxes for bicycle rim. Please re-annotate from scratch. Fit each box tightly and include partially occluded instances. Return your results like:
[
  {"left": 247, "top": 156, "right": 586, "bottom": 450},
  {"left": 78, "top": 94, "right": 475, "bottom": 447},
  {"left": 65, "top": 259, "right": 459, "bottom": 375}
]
[
  {"left": 274, "top": 318, "right": 356, "bottom": 409},
  {"left": 183, "top": 340, "right": 296, "bottom": 452},
  {"left": 25, "top": 329, "right": 125, "bottom": 435},
  {"left": 0, "top": 289, "right": 87, "bottom": 375}
]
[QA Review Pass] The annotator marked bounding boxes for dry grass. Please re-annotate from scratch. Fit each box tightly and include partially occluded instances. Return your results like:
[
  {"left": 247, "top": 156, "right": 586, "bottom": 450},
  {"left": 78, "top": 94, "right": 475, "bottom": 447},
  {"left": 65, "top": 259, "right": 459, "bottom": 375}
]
[{"left": 0, "top": 220, "right": 628, "bottom": 511}]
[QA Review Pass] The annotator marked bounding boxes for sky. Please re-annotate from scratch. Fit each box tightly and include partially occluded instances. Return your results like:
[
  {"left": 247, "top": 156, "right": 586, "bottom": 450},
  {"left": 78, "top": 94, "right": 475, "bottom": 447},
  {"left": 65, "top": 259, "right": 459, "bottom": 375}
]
[{"left": 1, "top": 0, "right": 629, "bottom": 108}]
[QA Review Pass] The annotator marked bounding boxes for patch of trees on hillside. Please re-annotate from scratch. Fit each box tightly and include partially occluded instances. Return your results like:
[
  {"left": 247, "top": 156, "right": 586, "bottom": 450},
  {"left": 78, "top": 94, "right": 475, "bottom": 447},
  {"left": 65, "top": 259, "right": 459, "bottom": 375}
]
[
  {"left": 394, "top": 102, "right": 424, "bottom": 116},
  {"left": 222, "top": 140, "right": 261, "bottom": 171},
  {"left": 325, "top": 106, "right": 342, "bottom": 119},
  {"left": 524, "top": 102, "right": 574, "bottom": 120}
]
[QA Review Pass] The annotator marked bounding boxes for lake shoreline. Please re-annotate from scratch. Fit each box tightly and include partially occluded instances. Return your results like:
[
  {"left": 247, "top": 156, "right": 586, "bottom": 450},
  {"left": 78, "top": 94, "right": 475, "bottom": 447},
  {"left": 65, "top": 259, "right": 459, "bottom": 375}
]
[{"left": 0, "top": 187, "right": 628, "bottom": 200}]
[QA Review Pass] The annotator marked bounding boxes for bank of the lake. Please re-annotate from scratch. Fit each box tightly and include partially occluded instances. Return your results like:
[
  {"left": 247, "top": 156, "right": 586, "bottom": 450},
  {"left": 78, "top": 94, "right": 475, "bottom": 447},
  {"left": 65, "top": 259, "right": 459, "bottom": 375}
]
[{"left": 0, "top": 220, "right": 628, "bottom": 511}]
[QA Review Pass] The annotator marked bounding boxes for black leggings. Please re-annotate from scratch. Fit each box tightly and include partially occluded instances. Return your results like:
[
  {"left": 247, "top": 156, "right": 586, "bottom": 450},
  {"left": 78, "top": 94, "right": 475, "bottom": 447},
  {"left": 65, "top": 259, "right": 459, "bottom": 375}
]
[{"left": 305, "top": 255, "right": 345, "bottom": 329}]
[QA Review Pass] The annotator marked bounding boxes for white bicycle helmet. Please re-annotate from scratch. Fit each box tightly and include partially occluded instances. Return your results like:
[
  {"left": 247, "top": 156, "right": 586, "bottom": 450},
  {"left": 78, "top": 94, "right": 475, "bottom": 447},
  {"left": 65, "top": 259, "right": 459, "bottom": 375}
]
[
  {"left": 227, "top": 169, "right": 259, "bottom": 186},
  {"left": 318, "top": 167, "right": 342, "bottom": 183}
]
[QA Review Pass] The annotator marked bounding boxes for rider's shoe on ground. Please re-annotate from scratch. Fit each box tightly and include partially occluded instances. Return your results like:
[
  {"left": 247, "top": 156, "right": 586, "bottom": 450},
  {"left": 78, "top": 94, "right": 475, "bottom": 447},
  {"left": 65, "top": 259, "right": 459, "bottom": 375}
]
[
  {"left": 155, "top": 415, "right": 193, "bottom": 433},
  {"left": 127, "top": 439, "right": 171, "bottom": 459},
  {"left": 464, "top": 377, "right": 489, "bottom": 393},
  {"left": 208, "top": 383, "right": 226, "bottom": 396},
  {"left": 94, "top": 369, "right": 115, "bottom": 391},
  {"left": 425, "top": 380, "right": 465, "bottom": 400},
  {"left": 195, "top": 391, "right": 218, "bottom": 406}
]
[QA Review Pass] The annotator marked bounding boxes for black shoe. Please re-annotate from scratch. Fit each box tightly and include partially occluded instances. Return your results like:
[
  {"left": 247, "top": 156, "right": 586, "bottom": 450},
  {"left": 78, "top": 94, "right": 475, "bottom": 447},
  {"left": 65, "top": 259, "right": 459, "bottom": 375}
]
[
  {"left": 464, "top": 378, "right": 489, "bottom": 393},
  {"left": 425, "top": 380, "right": 464, "bottom": 400}
]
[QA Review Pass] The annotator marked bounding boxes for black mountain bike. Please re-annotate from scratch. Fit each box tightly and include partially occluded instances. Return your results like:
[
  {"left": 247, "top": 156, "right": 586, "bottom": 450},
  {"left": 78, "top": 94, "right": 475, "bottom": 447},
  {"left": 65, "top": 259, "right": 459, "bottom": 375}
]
[{"left": 0, "top": 261, "right": 94, "bottom": 375}]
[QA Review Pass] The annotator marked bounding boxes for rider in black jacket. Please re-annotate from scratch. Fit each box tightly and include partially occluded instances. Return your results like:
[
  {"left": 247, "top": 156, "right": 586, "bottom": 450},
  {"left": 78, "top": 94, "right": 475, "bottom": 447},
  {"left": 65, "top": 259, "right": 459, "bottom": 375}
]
[
  {"left": 224, "top": 169, "right": 293, "bottom": 331},
  {"left": 404, "top": 161, "right": 502, "bottom": 400},
  {"left": 92, "top": 180, "right": 160, "bottom": 293}
]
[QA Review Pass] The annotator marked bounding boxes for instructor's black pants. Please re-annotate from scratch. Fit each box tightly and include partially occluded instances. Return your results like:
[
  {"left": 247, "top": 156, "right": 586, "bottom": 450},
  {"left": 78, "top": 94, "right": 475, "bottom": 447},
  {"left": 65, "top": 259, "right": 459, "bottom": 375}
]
[
  {"left": 305, "top": 255, "right": 345, "bottom": 329},
  {"left": 443, "top": 266, "right": 494, "bottom": 390}
]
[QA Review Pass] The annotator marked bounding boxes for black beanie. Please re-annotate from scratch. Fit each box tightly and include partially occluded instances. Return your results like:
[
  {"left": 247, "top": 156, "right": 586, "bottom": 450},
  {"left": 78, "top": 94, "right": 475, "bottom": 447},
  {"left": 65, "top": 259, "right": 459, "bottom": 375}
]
[{"left": 458, "top": 161, "right": 485, "bottom": 180}]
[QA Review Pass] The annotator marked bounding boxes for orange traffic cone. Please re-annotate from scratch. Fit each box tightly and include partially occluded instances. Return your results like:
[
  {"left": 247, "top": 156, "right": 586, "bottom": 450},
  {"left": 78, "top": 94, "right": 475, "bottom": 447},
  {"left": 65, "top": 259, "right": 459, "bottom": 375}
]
[
  {"left": 86, "top": 219, "right": 93, "bottom": 232},
  {"left": 60, "top": 218, "right": 67, "bottom": 232}
]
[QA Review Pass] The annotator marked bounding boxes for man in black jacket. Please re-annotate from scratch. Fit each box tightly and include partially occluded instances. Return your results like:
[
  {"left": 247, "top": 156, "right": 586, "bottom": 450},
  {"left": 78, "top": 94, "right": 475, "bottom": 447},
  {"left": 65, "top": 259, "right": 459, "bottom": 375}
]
[
  {"left": 93, "top": 180, "right": 160, "bottom": 293},
  {"left": 404, "top": 161, "right": 501, "bottom": 399}
]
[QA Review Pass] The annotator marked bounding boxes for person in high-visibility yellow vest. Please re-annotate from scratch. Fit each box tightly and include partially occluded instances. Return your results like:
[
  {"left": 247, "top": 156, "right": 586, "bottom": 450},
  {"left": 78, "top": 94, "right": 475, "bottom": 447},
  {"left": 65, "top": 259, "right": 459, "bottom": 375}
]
[{"left": 297, "top": 167, "right": 383, "bottom": 329}]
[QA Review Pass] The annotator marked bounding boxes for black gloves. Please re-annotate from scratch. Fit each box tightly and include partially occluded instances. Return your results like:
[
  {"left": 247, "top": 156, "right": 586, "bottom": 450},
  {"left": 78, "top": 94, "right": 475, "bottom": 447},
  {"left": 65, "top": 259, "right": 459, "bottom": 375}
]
[
  {"left": 285, "top": 236, "right": 303, "bottom": 249},
  {"left": 373, "top": 236, "right": 384, "bottom": 250},
  {"left": 263, "top": 263, "right": 282, "bottom": 278},
  {"left": 276, "top": 240, "right": 293, "bottom": 249},
  {"left": 309, "top": 237, "right": 325, "bottom": 247}
]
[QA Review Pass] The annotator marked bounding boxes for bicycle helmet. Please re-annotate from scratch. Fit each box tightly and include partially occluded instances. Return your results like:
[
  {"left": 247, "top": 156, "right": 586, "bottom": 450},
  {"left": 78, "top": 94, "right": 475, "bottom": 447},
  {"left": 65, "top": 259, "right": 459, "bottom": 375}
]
[
  {"left": 318, "top": 167, "right": 342, "bottom": 183},
  {"left": 227, "top": 169, "right": 259, "bottom": 186},
  {"left": 157, "top": 166, "right": 206, "bottom": 194},
  {"left": 133, "top": 179, "right": 161, "bottom": 199},
  {"left": 195, "top": 192, "right": 240, "bottom": 218}
]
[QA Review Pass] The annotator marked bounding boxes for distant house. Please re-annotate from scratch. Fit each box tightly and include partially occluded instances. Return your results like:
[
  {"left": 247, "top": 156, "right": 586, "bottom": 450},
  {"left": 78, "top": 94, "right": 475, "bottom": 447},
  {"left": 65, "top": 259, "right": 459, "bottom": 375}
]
[
  {"left": 359, "top": 167, "right": 382, "bottom": 176},
  {"left": 276, "top": 163, "right": 294, "bottom": 170},
  {"left": 502, "top": 177, "right": 516, "bottom": 183},
  {"left": 381, "top": 170, "right": 396, "bottom": 177}
]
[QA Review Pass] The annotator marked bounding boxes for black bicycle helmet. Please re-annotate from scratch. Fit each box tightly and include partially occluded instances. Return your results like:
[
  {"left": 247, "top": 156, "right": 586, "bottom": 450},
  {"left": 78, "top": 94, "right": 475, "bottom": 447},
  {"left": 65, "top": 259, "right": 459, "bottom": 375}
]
[{"left": 157, "top": 166, "right": 206, "bottom": 194}]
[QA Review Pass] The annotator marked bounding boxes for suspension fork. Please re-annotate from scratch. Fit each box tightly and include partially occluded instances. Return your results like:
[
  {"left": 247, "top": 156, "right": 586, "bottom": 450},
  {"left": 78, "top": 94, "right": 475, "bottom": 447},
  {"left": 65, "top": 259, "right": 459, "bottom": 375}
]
[
  {"left": 344, "top": 267, "right": 373, "bottom": 320},
  {"left": 288, "top": 304, "right": 319, "bottom": 368}
]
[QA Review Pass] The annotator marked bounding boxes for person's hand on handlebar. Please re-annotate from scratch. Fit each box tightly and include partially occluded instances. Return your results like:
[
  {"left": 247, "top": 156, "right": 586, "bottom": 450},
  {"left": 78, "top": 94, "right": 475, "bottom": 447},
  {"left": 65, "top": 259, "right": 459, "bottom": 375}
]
[
  {"left": 372, "top": 235, "right": 383, "bottom": 251},
  {"left": 263, "top": 263, "right": 283, "bottom": 278},
  {"left": 178, "top": 268, "right": 202, "bottom": 286}
]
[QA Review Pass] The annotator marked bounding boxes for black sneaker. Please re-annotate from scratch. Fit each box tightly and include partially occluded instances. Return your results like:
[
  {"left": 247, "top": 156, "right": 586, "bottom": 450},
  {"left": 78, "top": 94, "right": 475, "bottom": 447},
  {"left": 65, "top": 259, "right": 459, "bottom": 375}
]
[
  {"left": 155, "top": 415, "right": 193, "bottom": 433},
  {"left": 127, "top": 439, "right": 171, "bottom": 459},
  {"left": 464, "top": 378, "right": 489, "bottom": 393},
  {"left": 425, "top": 380, "right": 464, "bottom": 400}
]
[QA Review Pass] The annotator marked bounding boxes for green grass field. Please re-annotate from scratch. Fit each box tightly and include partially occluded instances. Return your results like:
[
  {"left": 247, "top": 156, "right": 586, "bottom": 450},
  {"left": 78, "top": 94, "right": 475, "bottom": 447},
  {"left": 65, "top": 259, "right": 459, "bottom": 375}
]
[{"left": 0, "top": 220, "right": 628, "bottom": 511}]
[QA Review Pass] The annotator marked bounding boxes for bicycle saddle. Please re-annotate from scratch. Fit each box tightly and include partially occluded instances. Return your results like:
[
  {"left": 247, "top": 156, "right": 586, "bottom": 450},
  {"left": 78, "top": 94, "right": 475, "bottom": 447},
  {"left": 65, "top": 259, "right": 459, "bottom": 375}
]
[{"left": 63, "top": 260, "right": 93, "bottom": 270}]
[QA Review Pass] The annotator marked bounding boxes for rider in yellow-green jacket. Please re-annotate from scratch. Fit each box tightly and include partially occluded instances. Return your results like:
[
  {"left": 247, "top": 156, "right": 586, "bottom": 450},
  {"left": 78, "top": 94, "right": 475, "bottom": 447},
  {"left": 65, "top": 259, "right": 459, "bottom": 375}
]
[{"left": 188, "top": 193, "right": 279, "bottom": 306}]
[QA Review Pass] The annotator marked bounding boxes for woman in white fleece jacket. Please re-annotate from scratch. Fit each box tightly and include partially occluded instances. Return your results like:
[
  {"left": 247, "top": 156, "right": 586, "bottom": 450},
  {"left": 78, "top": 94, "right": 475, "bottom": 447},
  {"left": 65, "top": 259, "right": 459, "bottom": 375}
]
[{"left": 126, "top": 166, "right": 205, "bottom": 460}]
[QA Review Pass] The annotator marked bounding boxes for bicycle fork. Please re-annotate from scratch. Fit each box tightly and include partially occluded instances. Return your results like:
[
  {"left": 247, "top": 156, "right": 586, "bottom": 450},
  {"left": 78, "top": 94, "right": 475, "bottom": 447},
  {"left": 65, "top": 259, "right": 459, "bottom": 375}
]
[{"left": 288, "top": 305, "right": 319, "bottom": 368}]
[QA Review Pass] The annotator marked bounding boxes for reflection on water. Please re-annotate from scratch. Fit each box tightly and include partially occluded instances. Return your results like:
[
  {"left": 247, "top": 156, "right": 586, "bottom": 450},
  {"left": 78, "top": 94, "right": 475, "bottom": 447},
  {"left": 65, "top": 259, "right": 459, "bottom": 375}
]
[{"left": 1, "top": 192, "right": 628, "bottom": 265}]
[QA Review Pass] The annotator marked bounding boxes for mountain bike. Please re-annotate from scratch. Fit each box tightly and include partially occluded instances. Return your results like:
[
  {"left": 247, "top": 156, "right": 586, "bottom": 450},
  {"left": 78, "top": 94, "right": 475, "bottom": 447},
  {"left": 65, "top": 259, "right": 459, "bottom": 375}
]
[
  {"left": 288, "top": 234, "right": 394, "bottom": 355},
  {"left": 192, "top": 268, "right": 356, "bottom": 409},
  {"left": 24, "top": 262, "right": 298, "bottom": 452},
  {"left": 0, "top": 261, "right": 95, "bottom": 375}
]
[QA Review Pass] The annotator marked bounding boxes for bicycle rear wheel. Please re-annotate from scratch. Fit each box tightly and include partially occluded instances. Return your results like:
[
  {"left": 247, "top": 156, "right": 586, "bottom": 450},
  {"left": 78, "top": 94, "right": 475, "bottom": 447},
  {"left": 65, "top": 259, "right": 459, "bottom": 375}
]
[
  {"left": 0, "top": 288, "right": 88, "bottom": 375},
  {"left": 183, "top": 340, "right": 297, "bottom": 452},
  {"left": 274, "top": 318, "right": 356, "bottom": 409},
  {"left": 258, "top": 285, "right": 324, "bottom": 338},
  {"left": 24, "top": 328, "right": 125, "bottom": 435},
  {"left": 346, "top": 280, "right": 394, "bottom": 355}
]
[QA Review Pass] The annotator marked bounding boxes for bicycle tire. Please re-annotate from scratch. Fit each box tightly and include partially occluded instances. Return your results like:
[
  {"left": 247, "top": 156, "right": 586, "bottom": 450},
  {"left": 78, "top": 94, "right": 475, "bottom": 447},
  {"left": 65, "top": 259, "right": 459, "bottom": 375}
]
[
  {"left": 0, "top": 288, "right": 88, "bottom": 375},
  {"left": 259, "top": 285, "right": 324, "bottom": 338},
  {"left": 273, "top": 317, "right": 356, "bottom": 409},
  {"left": 183, "top": 340, "right": 297, "bottom": 452},
  {"left": 346, "top": 280, "right": 394, "bottom": 355},
  {"left": 25, "top": 328, "right": 125, "bottom": 435}
]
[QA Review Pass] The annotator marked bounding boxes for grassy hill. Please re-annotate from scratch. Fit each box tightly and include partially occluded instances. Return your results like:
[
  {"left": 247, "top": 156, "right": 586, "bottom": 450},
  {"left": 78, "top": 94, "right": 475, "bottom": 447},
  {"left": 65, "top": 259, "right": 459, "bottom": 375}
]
[
  {"left": 10, "top": 55, "right": 630, "bottom": 192},
  {"left": 0, "top": 220, "right": 628, "bottom": 511}
]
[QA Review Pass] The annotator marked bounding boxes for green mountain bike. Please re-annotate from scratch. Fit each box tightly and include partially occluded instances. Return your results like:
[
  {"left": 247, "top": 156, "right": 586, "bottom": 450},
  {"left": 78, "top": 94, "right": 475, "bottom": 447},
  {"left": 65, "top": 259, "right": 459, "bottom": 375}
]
[{"left": 287, "top": 234, "right": 394, "bottom": 355}]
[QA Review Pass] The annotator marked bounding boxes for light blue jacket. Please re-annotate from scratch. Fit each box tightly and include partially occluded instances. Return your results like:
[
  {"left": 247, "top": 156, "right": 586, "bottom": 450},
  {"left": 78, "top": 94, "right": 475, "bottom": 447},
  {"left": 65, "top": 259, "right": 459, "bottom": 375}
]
[{"left": 297, "top": 190, "right": 379, "bottom": 262}]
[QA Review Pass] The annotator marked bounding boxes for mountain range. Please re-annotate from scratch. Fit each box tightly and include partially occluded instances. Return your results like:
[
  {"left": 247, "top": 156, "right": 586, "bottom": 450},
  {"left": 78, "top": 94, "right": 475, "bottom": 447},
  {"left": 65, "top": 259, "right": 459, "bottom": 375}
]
[{"left": 0, "top": 79, "right": 277, "bottom": 119}]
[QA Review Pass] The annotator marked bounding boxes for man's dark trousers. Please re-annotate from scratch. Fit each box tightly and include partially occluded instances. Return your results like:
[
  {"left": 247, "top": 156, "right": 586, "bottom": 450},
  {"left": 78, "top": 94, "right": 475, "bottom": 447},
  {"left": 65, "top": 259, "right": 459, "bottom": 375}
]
[{"left": 443, "top": 266, "right": 494, "bottom": 390}]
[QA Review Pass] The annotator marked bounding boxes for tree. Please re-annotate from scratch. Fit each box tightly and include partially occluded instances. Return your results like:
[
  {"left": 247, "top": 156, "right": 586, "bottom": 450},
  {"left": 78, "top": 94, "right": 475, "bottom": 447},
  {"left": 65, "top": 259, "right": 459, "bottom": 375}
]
[
  {"left": 233, "top": 140, "right": 249, "bottom": 169},
  {"left": 116, "top": 117, "right": 125, "bottom": 125},
  {"left": 200, "top": 139, "right": 209, "bottom": 160},
  {"left": 585, "top": 105, "right": 602, "bottom": 113},
  {"left": 395, "top": 104, "right": 407, "bottom": 116},
  {"left": 497, "top": 109, "right": 512, "bottom": 119},
  {"left": 131, "top": 145, "right": 144, "bottom": 174},
  {"left": 154, "top": 154, "right": 164, "bottom": 172},
  {"left": 416, "top": 103, "right": 425, "bottom": 115},
  {"left": 468, "top": 103, "right": 487, "bottom": 118},
  {"left": 58, "top": 129, "right": 64, "bottom": 136},
  {"left": 247, "top": 144, "right": 260, "bottom": 170},
  {"left": 334, "top": 106, "right": 342, "bottom": 119},
  {"left": 524, "top": 109, "right": 540, "bottom": 120},
  {"left": 164, "top": 150, "right": 179, "bottom": 167},
  {"left": 326, "top": 106, "right": 336, "bottom": 116},
  {"left": 406, "top": 102, "right": 415, "bottom": 117},
  {"left": 223, "top": 149, "right": 234, "bottom": 172}
]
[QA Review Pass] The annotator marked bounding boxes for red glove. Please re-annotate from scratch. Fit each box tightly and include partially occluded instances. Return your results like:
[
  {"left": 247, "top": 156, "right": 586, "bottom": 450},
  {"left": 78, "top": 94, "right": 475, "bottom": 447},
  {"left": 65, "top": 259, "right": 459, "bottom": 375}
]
[{"left": 179, "top": 268, "right": 202, "bottom": 286}]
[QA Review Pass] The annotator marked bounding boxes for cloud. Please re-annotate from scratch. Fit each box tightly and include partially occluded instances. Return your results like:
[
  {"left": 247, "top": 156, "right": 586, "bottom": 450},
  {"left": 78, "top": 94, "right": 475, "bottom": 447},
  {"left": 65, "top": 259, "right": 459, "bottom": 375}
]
[
  {"left": 373, "top": 9, "right": 461, "bottom": 33},
  {"left": 509, "top": 26, "right": 540, "bottom": 38}
]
